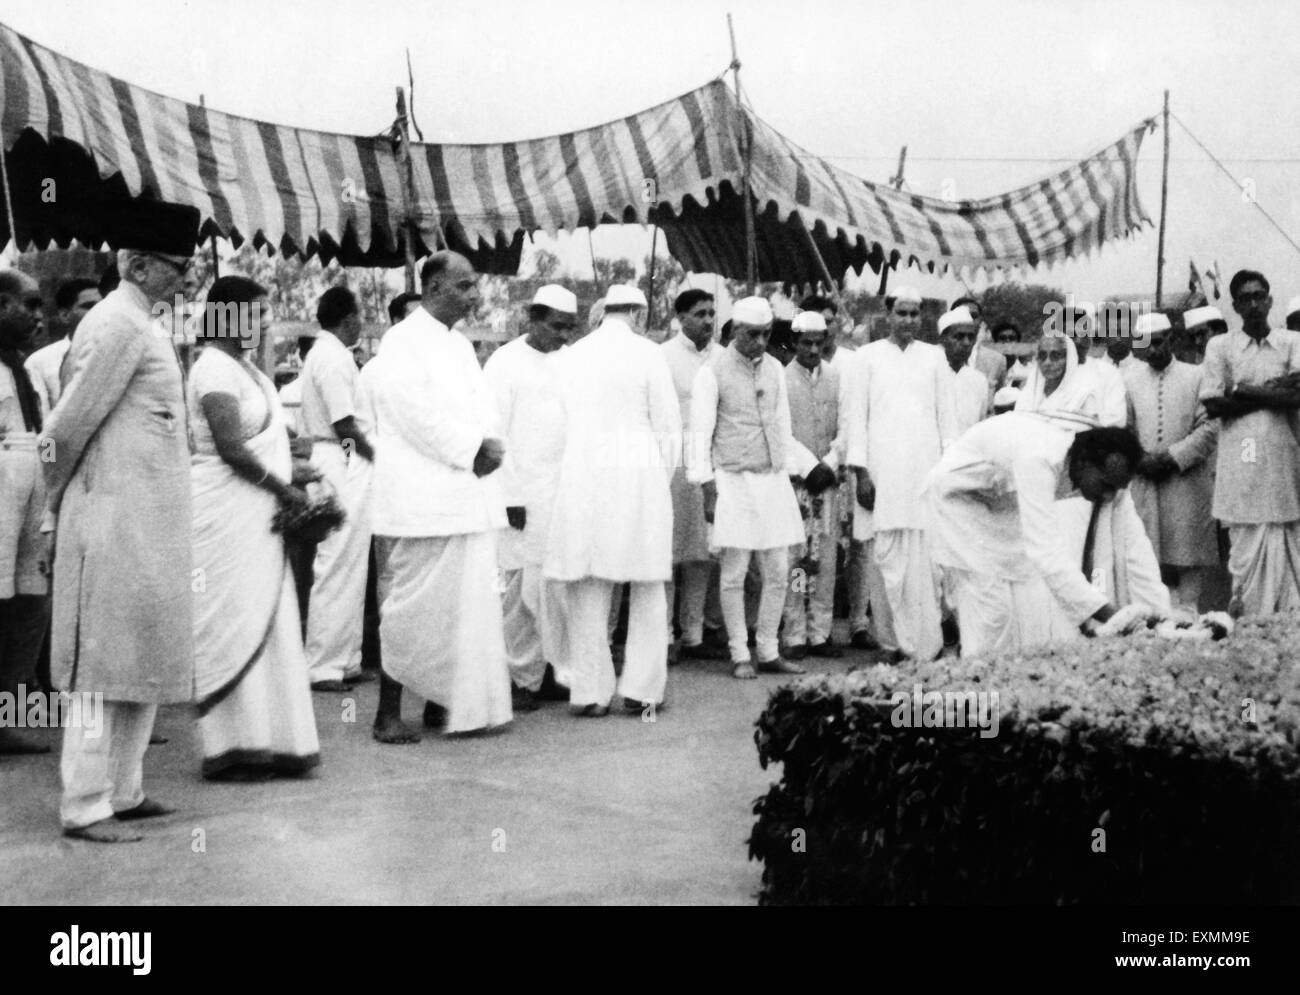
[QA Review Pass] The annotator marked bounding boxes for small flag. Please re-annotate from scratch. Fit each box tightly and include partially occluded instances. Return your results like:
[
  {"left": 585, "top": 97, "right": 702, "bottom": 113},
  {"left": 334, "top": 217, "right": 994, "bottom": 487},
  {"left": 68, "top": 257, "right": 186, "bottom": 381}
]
[
  {"left": 1188, "top": 259, "right": 1202, "bottom": 296},
  {"left": 1207, "top": 261, "right": 1222, "bottom": 300}
]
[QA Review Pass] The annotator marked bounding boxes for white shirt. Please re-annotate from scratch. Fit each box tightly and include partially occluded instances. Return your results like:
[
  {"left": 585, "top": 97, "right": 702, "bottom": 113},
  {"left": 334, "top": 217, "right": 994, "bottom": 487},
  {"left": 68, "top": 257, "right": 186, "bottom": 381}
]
[
  {"left": 947, "top": 363, "right": 990, "bottom": 436},
  {"left": 299, "top": 330, "right": 357, "bottom": 442},
  {"left": 24, "top": 337, "right": 69, "bottom": 413},
  {"left": 358, "top": 308, "right": 504, "bottom": 537},
  {"left": 1078, "top": 358, "right": 1128, "bottom": 427},
  {"left": 277, "top": 378, "right": 303, "bottom": 436},
  {"left": 483, "top": 334, "right": 567, "bottom": 568},
  {"left": 846, "top": 337, "right": 958, "bottom": 531}
]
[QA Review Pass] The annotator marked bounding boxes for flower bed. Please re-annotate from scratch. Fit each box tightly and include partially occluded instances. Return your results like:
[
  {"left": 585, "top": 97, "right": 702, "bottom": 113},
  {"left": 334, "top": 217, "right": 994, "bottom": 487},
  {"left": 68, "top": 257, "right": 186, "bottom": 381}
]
[{"left": 749, "top": 615, "right": 1300, "bottom": 905}]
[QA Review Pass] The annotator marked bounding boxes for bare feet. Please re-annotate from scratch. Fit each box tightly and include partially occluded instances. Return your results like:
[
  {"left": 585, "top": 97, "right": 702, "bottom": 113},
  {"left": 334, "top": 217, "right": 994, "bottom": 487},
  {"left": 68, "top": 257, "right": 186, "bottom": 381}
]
[
  {"left": 63, "top": 821, "right": 144, "bottom": 844},
  {"left": 373, "top": 714, "right": 421, "bottom": 744},
  {"left": 115, "top": 798, "right": 175, "bottom": 820},
  {"left": 731, "top": 662, "right": 757, "bottom": 680}
]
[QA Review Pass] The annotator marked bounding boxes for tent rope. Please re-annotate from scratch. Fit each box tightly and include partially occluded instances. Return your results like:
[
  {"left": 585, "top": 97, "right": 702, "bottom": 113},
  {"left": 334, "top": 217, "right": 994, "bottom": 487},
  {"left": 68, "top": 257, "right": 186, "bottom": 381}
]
[{"left": 1170, "top": 110, "right": 1300, "bottom": 259}]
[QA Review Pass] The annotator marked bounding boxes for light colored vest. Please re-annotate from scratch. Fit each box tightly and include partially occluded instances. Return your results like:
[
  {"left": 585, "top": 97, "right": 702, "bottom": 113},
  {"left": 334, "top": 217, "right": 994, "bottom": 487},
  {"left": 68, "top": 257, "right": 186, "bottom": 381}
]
[
  {"left": 785, "top": 361, "right": 839, "bottom": 461},
  {"left": 709, "top": 345, "right": 786, "bottom": 473}
]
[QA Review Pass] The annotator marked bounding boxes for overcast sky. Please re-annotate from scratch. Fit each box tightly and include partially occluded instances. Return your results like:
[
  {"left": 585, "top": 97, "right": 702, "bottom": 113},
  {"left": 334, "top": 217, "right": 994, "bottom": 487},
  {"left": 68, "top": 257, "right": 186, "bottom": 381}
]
[{"left": 5, "top": 0, "right": 1300, "bottom": 314}]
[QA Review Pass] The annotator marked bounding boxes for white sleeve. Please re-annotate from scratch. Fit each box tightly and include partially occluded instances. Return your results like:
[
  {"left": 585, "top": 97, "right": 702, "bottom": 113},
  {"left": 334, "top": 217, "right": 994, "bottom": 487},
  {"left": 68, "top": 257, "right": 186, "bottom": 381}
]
[{"left": 686, "top": 365, "right": 719, "bottom": 484}]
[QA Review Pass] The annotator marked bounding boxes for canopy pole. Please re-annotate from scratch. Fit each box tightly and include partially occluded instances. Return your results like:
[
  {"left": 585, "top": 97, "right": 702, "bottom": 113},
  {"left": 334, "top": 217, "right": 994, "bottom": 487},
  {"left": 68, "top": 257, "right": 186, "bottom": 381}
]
[
  {"left": 647, "top": 223, "right": 659, "bottom": 331},
  {"left": 877, "top": 145, "right": 908, "bottom": 297},
  {"left": 200, "top": 96, "right": 219, "bottom": 278},
  {"left": 1155, "top": 90, "right": 1170, "bottom": 307},
  {"left": 797, "top": 216, "right": 844, "bottom": 313},
  {"left": 728, "top": 13, "right": 756, "bottom": 293},
  {"left": 395, "top": 87, "right": 419, "bottom": 293}
]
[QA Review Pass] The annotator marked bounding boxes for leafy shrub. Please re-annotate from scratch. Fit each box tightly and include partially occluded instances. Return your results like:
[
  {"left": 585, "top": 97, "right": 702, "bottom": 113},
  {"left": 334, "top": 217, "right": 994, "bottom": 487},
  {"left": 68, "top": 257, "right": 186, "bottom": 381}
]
[{"left": 750, "top": 615, "right": 1300, "bottom": 905}]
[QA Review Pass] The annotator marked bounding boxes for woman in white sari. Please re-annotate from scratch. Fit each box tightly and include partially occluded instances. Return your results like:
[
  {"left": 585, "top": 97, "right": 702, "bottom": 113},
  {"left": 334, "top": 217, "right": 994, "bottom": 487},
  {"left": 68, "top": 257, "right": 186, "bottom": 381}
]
[{"left": 189, "top": 276, "right": 321, "bottom": 781}]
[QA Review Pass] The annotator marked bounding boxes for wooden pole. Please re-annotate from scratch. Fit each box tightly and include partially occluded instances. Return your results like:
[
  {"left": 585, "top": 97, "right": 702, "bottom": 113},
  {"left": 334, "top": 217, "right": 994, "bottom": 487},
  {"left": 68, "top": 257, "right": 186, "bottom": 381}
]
[
  {"left": 395, "top": 87, "right": 418, "bottom": 293},
  {"left": 797, "top": 218, "right": 845, "bottom": 313},
  {"left": 647, "top": 223, "right": 659, "bottom": 332},
  {"left": 200, "top": 96, "right": 220, "bottom": 279},
  {"left": 728, "top": 14, "right": 757, "bottom": 293},
  {"left": 1155, "top": 90, "right": 1171, "bottom": 307},
  {"left": 877, "top": 145, "right": 908, "bottom": 297}
]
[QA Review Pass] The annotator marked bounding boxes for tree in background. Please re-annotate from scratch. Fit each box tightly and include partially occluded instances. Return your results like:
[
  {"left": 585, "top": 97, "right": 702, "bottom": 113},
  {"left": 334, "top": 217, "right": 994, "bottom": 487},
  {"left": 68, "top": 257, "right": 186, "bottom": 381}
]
[{"left": 978, "top": 282, "right": 1066, "bottom": 341}]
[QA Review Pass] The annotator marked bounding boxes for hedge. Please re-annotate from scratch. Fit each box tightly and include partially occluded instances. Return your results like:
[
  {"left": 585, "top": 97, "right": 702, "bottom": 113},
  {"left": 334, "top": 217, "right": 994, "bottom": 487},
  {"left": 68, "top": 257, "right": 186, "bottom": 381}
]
[{"left": 749, "top": 615, "right": 1300, "bottom": 905}]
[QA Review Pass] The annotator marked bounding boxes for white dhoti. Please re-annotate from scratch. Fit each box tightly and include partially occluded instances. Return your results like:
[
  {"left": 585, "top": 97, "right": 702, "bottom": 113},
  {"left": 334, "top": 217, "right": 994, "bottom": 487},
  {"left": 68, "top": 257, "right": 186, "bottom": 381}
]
[
  {"left": 873, "top": 528, "right": 942, "bottom": 661},
  {"left": 1226, "top": 522, "right": 1300, "bottom": 617},
  {"left": 375, "top": 532, "right": 512, "bottom": 733},
  {"left": 60, "top": 701, "right": 157, "bottom": 829},
  {"left": 566, "top": 578, "right": 667, "bottom": 707},
  {"left": 502, "top": 564, "right": 568, "bottom": 692},
  {"left": 304, "top": 443, "right": 373, "bottom": 683}
]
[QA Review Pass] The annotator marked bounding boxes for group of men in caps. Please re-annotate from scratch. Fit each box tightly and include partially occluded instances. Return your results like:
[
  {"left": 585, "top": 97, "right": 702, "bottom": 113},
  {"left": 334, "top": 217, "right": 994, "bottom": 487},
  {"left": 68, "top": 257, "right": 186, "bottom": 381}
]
[{"left": 7, "top": 213, "right": 1300, "bottom": 842}]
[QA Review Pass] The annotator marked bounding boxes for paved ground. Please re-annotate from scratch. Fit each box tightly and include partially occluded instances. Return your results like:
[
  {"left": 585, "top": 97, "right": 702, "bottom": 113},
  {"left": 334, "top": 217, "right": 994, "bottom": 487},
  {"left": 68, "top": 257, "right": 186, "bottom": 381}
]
[{"left": 1, "top": 634, "right": 877, "bottom": 906}]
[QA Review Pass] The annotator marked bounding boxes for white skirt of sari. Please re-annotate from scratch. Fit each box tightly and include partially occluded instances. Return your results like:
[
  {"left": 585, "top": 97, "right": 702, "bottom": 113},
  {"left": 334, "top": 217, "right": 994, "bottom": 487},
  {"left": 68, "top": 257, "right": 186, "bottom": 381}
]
[{"left": 192, "top": 418, "right": 320, "bottom": 776}]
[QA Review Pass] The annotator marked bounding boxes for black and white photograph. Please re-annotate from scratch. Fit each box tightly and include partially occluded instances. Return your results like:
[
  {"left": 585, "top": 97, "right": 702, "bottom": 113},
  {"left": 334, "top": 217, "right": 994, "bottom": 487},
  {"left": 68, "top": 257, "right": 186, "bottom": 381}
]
[{"left": 0, "top": 0, "right": 1294, "bottom": 957}]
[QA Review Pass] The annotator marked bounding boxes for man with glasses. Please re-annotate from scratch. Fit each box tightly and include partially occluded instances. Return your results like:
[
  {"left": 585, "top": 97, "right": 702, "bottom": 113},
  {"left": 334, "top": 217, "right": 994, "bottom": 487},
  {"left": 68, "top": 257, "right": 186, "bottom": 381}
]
[
  {"left": 41, "top": 201, "right": 201, "bottom": 842},
  {"left": 1200, "top": 269, "right": 1300, "bottom": 616}
]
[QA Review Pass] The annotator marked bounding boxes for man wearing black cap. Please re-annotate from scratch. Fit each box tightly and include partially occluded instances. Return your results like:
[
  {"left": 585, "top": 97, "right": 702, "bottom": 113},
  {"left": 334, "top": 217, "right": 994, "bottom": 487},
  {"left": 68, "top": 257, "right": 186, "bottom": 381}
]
[{"left": 42, "top": 200, "right": 200, "bottom": 842}]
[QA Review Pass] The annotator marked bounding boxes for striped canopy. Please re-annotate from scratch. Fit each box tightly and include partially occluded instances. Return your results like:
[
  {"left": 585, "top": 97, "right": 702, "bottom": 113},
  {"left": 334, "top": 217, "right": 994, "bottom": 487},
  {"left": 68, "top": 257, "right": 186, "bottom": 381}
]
[{"left": 0, "top": 21, "right": 1153, "bottom": 279}]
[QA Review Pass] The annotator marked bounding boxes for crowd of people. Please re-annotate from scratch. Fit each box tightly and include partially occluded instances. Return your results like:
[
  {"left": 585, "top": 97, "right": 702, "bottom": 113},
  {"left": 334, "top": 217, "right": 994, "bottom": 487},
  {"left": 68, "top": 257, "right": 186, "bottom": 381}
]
[{"left": 3, "top": 197, "right": 1300, "bottom": 843}]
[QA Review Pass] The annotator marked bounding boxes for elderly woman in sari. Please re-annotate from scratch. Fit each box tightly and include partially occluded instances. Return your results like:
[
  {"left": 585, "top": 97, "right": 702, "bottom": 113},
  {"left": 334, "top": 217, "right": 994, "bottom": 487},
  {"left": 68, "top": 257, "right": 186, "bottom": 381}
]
[{"left": 189, "top": 276, "right": 321, "bottom": 781}]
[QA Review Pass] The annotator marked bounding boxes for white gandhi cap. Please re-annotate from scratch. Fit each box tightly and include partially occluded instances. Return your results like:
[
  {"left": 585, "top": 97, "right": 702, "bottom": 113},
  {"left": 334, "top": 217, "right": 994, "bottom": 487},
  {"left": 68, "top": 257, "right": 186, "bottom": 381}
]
[
  {"left": 532, "top": 284, "right": 577, "bottom": 314},
  {"left": 937, "top": 306, "right": 975, "bottom": 334},
  {"left": 1182, "top": 305, "right": 1223, "bottom": 329},
  {"left": 792, "top": 311, "right": 827, "bottom": 333},
  {"left": 732, "top": 296, "right": 773, "bottom": 326},
  {"left": 604, "top": 284, "right": 648, "bottom": 308},
  {"left": 1133, "top": 312, "right": 1172, "bottom": 337}
]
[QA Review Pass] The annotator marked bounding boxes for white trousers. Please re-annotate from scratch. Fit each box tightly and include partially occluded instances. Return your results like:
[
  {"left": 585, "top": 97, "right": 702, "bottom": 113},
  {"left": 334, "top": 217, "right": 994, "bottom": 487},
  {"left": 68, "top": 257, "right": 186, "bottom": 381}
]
[
  {"left": 848, "top": 538, "right": 898, "bottom": 650},
  {"left": 947, "top": 568, "right": 1064, "bottom": 659},
  {"left": 375, "top": 532, "right": 512, "bottom": 733},
  {"left": 667, "top": 560, "right": 711, "bottom": 646},
  {"left": 1227, "top": 522, "right": 1300, "bottom": 617},
  {"left": 60, "top": 701, "right": 157, "bottom": 829},
  {"left": 305, "top": 445, "right": 371, "bottom": 683},
  {"left": 874, "top": 529, "right": 942, "bottom": 661},
  {"left": 566, "top": 579, "right": 667, "bottom": 706},
  {"left": 720, "top": 546, "right": 788, "bottom": 664},
  {"left": 502, "top": 565, "right": 568, "bottom": 692}
]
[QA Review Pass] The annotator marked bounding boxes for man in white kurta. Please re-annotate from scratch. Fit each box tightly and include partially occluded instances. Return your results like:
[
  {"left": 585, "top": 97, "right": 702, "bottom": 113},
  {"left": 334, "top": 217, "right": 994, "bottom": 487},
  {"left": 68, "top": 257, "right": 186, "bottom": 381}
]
[
  {"left": 301, "top": 287, "right": 374, "bottom": 691},
  {"left": 1125, "top": 313, "right": 1218, "bottom": 611},
  {"left": 846, "top": 286, "right": 957, "bottom": 663},
  {"left": 939, "top": 307, "right": 990, "bottom": 435},
  {"left": 360, "top": 252, "right": 511, "bottom": 741},
  {"left": 483, "top": 285, "right": 576, "bottom": 708},
  {"left": 1199, "top": 270, "right": 1300, "bottom": 617},
  {"left": 1073, "top": 307, "right": 1128, "bottom": 428},
  {"left": 660, "top": 289, "right": 726, "bottom": 662},
  {"left": 926, "top": 415, "right": 1159, "bottom": 657},
  {"left": 781, "top": 310, "right": 846, "bottom": 659},
  {"left": 689, "top": 297, "right": 819, "bottom": 678},
  {"left": 24, "top": 278, "right": 100, "bottom": 413},
  {"left": 544, "top": 285, "right": 680, "bottom": 715}
]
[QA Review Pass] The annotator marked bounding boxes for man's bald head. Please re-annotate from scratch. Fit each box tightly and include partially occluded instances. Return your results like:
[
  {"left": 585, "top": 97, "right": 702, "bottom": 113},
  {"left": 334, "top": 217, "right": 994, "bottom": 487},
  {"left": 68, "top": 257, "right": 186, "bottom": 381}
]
[{"left": 420, "top": 251, "right": 480, "bottom": 328}]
